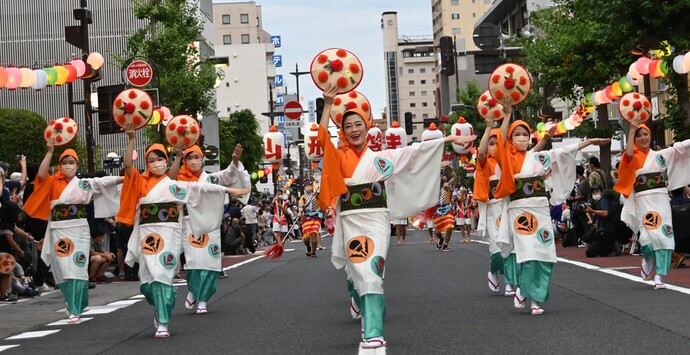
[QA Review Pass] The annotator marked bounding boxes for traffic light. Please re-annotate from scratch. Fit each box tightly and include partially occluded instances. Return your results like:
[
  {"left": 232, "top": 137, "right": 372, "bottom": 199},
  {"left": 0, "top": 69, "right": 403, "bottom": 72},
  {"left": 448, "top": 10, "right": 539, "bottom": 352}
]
[
  {"left": 315, "top": 97, "right": 324, "bottom": 121},
  {"left": 404, "top": 112, "right": 413, "bottom": 135},
  {"left": 440, "top": 36, "right": 455, "bottom": 76},
  {"left": 97, "top": 84, "right": 126, "bottom": 134}
]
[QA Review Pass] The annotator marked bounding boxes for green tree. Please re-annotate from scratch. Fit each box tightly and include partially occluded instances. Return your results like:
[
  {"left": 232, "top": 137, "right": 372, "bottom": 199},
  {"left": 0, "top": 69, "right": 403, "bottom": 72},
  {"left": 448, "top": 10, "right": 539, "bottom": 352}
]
[
  {"left": 0, "top": 109, "right": 46, "bottom": 169},
  {"left": 218, "top": 109, "right": 263, "bottom": 173},
  {"left": 121, "top": 0, "right": 221, "bottom": 143}
]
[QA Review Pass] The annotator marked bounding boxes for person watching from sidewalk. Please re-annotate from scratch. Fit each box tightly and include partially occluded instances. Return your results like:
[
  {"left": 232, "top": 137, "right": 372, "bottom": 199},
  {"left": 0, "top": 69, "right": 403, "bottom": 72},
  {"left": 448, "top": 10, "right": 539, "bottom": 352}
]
[
  {"left": 583, "top": 185, "right": 622, "bottom": 257},
  {"left": 89, "top": 225, "right": 114, "bottom": 284}
]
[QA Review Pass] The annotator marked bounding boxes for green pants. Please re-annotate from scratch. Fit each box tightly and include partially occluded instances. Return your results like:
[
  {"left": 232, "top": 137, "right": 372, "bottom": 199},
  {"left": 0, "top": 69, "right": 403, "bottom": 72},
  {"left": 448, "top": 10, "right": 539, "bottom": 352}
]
[
  {"left": 490, "top": 252, "right": 505, "bottom": 275},
  {"left": 141, "top": 282, "right": 176, "bottom": 324},
  {"left": 503, "top": 253, "right": 520, "bottom": 286},
  {"left": 186, "top": 269, "right": 219, "bottom": 302},
  {"left": 641, "top": 244, "right": 672, "bottom": 276},
  {"left": 518, "top": 261, "right": 553, "bottom": 303},
  {"left": 347, "top": 280, "right": 385, "bottom": 340},
  {"left": 60, "top": 279, "right": 89, "bottom": 315}
]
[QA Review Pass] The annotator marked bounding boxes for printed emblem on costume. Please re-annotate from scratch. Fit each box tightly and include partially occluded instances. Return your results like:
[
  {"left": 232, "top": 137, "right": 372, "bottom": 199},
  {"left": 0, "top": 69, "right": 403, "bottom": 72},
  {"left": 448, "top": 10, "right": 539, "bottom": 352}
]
[
  {"left": 73, "top": 251, "right": 86, "bottom": 267},
  {"left": 159, "top": 252, "right": 176, "bottom": 269},
  {"left": 169, "top": 184, "right": 187, "bottom": 199},
  {"left": 496, "top": 215, "right": 502, "bottom": 228},
  {"left": 642, "top": 211, "right": 661, "bottom": 230},
  {"left": 208, "top": 243, "right": 221, "bottom": 258},
  {"left": 207, "top": 175, "right": 219, "bottom": 185},
  {"left": 514, "top": 212, "right": 538, "bottom": 235},
  {"left": 656, "top": 154, "right": 666, "bottom": 168},
  {"left": 142, "top": 233, "right": 164, "bottom": 255},
  {"left": 347, "top": 236, "right": 375, "bottom": 263},
  {"left": 537, "top": 228, "right": 553, "bottom": 246},
  {"left": 78, "top": 180, "right": 92, "bottom": 191},
  {"left": 188, "top": 233, "right": 209, "bottom": 248},
  {"left": 55, "top": 238, "right": 74, "bottom": 257},
  {"left": 374, "top": 157, "right": 394, "bottom": 176},
  {"left": 371, "top": 256, "right": 385, "bottom": 277},
  {"left": 534, "top": 153, "right": 551, "bottom": 169},
  {"left": 661, "top": 224, "right": 674, "bottom": 238}
]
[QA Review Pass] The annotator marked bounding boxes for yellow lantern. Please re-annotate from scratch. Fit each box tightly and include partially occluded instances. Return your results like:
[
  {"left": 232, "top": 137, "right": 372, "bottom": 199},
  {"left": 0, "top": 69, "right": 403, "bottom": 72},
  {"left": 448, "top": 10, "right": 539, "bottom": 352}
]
[
  {"left": 611, "top": 82, "right": 623, "bottom": 97},
  {"left": 149, "top": 109, "right": 161, "bottom": 125},
  {"left": 54, "top": 65, "right": 68, "bottom": 86}
]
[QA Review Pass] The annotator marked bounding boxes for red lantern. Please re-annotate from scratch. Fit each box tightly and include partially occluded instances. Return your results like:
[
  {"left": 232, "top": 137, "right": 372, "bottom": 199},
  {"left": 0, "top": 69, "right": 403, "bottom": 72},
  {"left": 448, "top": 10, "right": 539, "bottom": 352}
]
[
  {"left": 604, "top": 86, "right": 617, "bottom": 101},
  {"left": 64, "top": 64, "right": 78, "bottom": 83}
]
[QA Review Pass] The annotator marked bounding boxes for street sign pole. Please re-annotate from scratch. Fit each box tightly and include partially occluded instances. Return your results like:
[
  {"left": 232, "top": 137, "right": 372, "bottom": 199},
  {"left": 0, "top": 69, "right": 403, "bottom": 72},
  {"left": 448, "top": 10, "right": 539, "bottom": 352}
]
[{"left": 289, "top": 63, "right": 310, "bottom": 182}]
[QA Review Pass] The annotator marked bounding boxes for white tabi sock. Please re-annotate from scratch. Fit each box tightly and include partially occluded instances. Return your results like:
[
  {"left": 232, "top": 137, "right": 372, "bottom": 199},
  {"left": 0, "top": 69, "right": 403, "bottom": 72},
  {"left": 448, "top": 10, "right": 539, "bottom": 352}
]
[
  {"left": 157, "top": 323, "right": 168, "bottom": 332},
  {"left": 505, "top": 284, "right": 514, "bottom": 292},
  {"left": 198, "top": 301, "right": 208, "bottom": 310},
  {"left": 530, "top": 300, "right": 541, "bottom": 309},
  {"left": 654, "top": 274, "right": 663, "bottom": 284},
  {"left": 186, "top": 292, "right": 196, "bottom": 303}
]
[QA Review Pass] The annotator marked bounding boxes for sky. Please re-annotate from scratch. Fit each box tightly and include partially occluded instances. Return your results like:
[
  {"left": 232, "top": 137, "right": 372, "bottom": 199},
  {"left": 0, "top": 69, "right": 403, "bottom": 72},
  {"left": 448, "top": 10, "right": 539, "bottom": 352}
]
[{"left": 214, "top": 0, "right": 434, "bottom": 118}]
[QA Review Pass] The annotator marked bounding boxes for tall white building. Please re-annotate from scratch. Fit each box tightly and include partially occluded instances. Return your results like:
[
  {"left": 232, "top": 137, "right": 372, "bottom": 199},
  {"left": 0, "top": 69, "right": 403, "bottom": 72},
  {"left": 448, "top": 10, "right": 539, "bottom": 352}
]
[
  {"left": 381, "top": 12, "right": 437, "bottom": 143},
  {"left": 212, "top": 1, "right": 276, "bottom": 135}
]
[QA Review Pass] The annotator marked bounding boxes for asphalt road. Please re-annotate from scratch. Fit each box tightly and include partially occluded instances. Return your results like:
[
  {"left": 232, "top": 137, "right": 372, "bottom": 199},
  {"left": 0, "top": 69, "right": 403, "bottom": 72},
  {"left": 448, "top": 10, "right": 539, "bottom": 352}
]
[{"left": 2, "top": 229, "right": 690, "bottom": 354}]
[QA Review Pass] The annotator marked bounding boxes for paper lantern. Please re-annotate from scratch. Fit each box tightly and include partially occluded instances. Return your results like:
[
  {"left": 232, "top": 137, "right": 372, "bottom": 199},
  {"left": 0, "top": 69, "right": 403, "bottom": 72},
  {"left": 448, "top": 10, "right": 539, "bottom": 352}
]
[
  {"left": 149, "top": 109, "right": 162, "bottom": 125},
  {"left": 658, "top": 59, "right": 669, "bottom": 77},
  {"left": 629, "top": 62, "right": 641, "bottom": 80},
  {"left": 422, "top": 122, "right": 444, "bottom": 141},
  {"left": 672, "top": 55, "right": 686, "bottom": 74},
  {"left": 626, "top": 72, "right": 639, "bottom": 86},
  {"left": 636, "top": 57, "right": 651, "bottom": 75},
  {"left": 44, "top": 67, "right": 58, "bottom": 86},
  {"left": 590, "top": 91, "right": 600, "bottom": 106},
  {"left": 5, "top": 66, "right": 22, "bottom": 90},
  {"left": 263, "top": 125, "right": 285, "bottom": 169},
  {"left": 19, "top": 67, "right": 35, "bottom": 89},
  {"left": 159, "top": 106, "right": 172, "bottom": 125},
  {"left": 251, "top": 172, "right": 258, "bottom": 180},
  {"left": 385, "top": 121, "right": 407, "bottom": 149},
  {"left": 258, "top": 170, "right": 265, "bottom": 178},
  {"left": 366, "top": 126, "right": 383, "bottom": 152},
  {"left": 0, "top": 66, "right": 7, "bottom": 87},
  {"left": 70, "top": 58, "right": 86, "bottom": 77},
  {"left": 648, "top": 59, "right": 661, "bottom": 78},
  {"left": 305, "top": 124, "right": 323, "bottom": 162},
  {"left": 599, "top": 90, "right": 612, "bottom": 105},
  {"left": 54, "top": 65, "right": 68, "bottom": 86},
  {"left": 31, "top": 68, "right": 47, "bottom": 91},
  {"left": 64, "top": 64, "right": 78, "bottom": 83},
  {"left": 450, "top": 117, "right": 474, "bottom": 154},
  {"left": 684, "top": 54, "right": 690, "bottom": 74},
  {"left": 604, "top": 86, "right": 617, "bottom": 101},
  {"left": 87, "top": 52, "right": 104, "bottom": 70},
  {"left": 264, "top": 167, "right": 271, "bottom": 175},
  {"left": 619, "top": 77, "right": 634, "bottom": 93},
  {"left": 611, "top": 82, "right": 623, "bottom": 97}
]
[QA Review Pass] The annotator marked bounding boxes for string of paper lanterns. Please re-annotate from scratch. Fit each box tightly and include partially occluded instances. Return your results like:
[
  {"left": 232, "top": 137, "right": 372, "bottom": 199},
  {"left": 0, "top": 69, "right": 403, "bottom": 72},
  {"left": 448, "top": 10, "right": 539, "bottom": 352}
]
[{"left": 0, "top": 52, "right": 104, "bottom": 91}]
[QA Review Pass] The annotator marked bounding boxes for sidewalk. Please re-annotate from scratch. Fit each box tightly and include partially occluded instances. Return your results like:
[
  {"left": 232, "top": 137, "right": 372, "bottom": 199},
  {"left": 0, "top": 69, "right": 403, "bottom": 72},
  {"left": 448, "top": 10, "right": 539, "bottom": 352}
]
[{"left": 556, "top": 243, "right": 690, "bottom": 288}]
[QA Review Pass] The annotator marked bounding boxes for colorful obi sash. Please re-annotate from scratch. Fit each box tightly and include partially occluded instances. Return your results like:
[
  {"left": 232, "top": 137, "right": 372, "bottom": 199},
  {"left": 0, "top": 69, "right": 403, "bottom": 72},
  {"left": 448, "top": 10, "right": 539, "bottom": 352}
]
[
  {"left": 634, "top": 171, "right": 667, "bottom": 193},
  {"left": 52, "top": 204, "right": 88, "bottom": 222},
  {"left": 139, "top": 202, "right": 180, "bottom": 225},
  {"left": 510, "top": 176, "right": 547, "bottom": 202},
  {"left": 340, "top": 181, "right": 386, "bottom": 212}
]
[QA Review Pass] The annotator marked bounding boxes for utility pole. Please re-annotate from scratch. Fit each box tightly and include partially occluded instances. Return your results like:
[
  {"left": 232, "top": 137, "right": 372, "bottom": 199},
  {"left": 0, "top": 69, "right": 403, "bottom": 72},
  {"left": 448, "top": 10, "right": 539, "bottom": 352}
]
[{"left": 289, "top": 63, "right": 309, "bottom": 185}]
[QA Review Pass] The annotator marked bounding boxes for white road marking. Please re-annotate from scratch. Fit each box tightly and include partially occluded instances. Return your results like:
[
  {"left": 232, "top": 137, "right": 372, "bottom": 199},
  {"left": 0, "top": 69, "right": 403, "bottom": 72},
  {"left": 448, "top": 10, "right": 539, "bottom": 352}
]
[
  {"left": 0, "top": 345, "right": 19, "bottom": 352},
  {"left": 46, "top": 318, "right": 94, "bottom": 326},
  {"left": 129, "top": 294, "right": 146, "bottom": 299},
  {"left": 5, "top": 330, "right": 60, "bottom": 340},
  {"left": 107, "top": 300, "right": 141, "bottom": 307}
]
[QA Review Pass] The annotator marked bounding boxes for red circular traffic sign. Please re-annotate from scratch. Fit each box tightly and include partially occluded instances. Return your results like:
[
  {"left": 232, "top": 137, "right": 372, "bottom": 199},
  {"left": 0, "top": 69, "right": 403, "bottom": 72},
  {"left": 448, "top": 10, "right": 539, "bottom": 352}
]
[
  {"left": 465, "top": 164, "right": 476, "bottom": 173},
  {"left": 284, "top": 101, "right": 303, "bottom": 120},
  {"left": 126, "top": 60, "right": 154, "bottom": 87}
]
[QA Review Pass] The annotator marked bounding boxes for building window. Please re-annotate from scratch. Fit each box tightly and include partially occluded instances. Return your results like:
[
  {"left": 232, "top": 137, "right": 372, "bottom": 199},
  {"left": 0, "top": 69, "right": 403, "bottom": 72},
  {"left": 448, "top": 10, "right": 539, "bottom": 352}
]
[
  {"left": 225, "top": 83, "right": 229, "bottom": 87},
  {"left": 409, "top": 91, "right": 416, "bottom": 97},
  {"left": 422, "top": 102, "right": 428, "bottom": 107},
  {"left": 431, "top": 67, "right": 436, "bottom": 73},
  {"left": 256, "top": 17, "right": 260, "bottom": 27},
  {"left": 451, "top": 13, "right": 460, "bottom": 20},
  {"left": 240, "top": 13, "right": 249, "bottom": 24},
  {"left": 227, "top": 107, "right": 231, "bottom": 112},
  {"left": 408, "top": 80, "right": 414, "bottom": 85},
  {"left": 423, "top": 113, "right": 429, "bottom": 119},
  {"left": 241, "top": 34, "right": 250, "bottom": 44},
  {"left": 420, "top": 68, "right": 426, "bottom": 73},
  {"left": 223, "top": 35, "right": 231, "bottom": 44},
  {"left": 399, "top": 67, "right": 403, "bottom": 76},
  {"left": 408, "top": 68, "right": 414, "bottom": 74},
  {"left": 453, "top": 28, "right": 461, "bottom": 34},
  {"left": 222, "top": 14, "right": 230, "bottom": 24},
  {"left": 452, "top": 0, "right": 459, "bottom": 4},
  {"left": 421, "top": 79, "right": 426, "bottom": 85},
  {"left": 473, "top": 13, "right": 476, "bottom": 18},
  {"left": 412, "top": 114, "right": 417, "bottom": 119},
  {"left": 410, "top": 103, "right": 416, "bottom": 108},
  {"left": 432, "top": 79, "right": 436, "bottom": 84},
  {"left": 421, "top": 91, "right": 428, "bottom": 96}
]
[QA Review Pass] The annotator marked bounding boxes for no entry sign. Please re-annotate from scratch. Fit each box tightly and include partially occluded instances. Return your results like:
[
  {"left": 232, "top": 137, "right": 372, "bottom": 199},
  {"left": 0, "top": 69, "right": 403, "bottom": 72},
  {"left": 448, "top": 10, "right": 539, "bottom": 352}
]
[
  {"left": 126, "top": 60, "right": 153, "bottom": 87},
  {"left": 284, "top": 101, "right": 303, "bottom": 120}
]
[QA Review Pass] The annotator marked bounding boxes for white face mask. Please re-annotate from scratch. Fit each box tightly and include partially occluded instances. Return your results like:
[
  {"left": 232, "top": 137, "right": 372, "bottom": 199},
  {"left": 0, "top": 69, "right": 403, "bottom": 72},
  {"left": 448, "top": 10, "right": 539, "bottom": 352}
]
[
  {"left": 61, "top": 164, "right": 78, "bottom": 178},
  {"left": 186, "top": 157, "right": 203, "bottom": 172},
  {"left": 512, "top": 136, "right": 530, "bottom": 150},
  {"left": 148, "top": 160, "right": 167, "bottom": 176},
  {"left": 592, "top": 194, "right": 602, "bottom": 201}
]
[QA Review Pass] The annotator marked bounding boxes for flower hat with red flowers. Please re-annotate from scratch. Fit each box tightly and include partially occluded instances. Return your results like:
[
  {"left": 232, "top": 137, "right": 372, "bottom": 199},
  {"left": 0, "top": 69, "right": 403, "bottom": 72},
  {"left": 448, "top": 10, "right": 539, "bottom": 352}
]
[
  {"left": 329, "top": 90, "right": 372, "bottom": 128},
  {"left": 477, "top": 89, "right": 508, "bottom": 121},
  {"left": 618, "top": 92, "right": 652, "bottom": 124},
  {"left": 488, "top": 63, "right": 532, "bottom": 106},
  {"left": 310, "top": 48, "right": 364, "bottom": 94},
  {"left": 112, "top": 88, "right": 154, "bottom": 131},
  {"left": 165, "top": 115, "right": 201, "bottom": 149},
  {"left": 44, "top": 117, "right": 78, "bottom": 146},
  {"left": 0, "top": 252, "right": 17, "bottom": 275}
]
